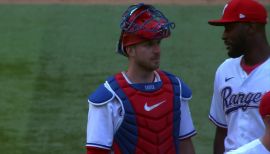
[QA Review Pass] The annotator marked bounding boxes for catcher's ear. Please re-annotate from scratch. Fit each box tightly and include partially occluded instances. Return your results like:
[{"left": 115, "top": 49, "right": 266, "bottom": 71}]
[{"left": 126, "top": 46, "right": 135, "bottom": 57}]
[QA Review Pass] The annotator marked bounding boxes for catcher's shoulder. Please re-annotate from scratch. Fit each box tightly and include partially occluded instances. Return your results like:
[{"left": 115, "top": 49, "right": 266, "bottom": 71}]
[
  {"left": 180, "top": 79, "right": 192, "bottom": 100},
  {"left": 88, "top": 83, "right": 115, "bottom": 106}
]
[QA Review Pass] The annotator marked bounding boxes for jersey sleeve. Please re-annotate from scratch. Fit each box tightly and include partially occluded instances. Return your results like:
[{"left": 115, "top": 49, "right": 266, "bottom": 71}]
[
  {"left": 225, "top": 139, "right": 270, "bottom": 154},
  {"left": 209, "top": 68, "right": 227, "bottom": 128},
  {"left": 86, "top": 98, "right": 122, "bottom": 150},
  {"left": 178, "top": 100, "right": 196, "bottom": 139}
]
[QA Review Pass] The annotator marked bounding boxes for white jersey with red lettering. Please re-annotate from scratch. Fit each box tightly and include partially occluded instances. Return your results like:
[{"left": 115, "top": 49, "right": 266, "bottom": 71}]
[{"left": 209, "top": 56, "right": 270, "bottom": 152}]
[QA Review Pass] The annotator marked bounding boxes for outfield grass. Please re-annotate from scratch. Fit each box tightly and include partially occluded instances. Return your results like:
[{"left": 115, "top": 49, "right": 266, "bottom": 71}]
[{"left": 0, "top": 4, "right": 269, "bottom": 154}]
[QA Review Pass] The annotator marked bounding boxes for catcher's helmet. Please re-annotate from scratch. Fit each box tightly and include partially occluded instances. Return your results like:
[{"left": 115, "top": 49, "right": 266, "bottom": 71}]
[{"left": 117, "top": 3, "right": 175, "bottom": 56}]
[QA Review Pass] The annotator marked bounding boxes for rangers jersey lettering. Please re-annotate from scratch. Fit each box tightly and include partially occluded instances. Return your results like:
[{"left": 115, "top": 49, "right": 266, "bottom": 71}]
[
  {"left": 221, "top": 86, "right": 263, "bottom": 114},
  {"left": 209, "top": 56, "right": 270, "bottom": 152}
]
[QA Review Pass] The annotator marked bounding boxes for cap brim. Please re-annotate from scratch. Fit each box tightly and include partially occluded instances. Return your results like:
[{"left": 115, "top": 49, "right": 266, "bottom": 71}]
[{"left": 208, "top": 19, "right": 236, "bottom": 26}]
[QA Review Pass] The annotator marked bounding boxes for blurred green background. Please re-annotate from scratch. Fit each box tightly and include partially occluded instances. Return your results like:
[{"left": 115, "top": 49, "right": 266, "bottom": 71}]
[{"left": 0, "top": 4, "right": 269, "bottom": 154}]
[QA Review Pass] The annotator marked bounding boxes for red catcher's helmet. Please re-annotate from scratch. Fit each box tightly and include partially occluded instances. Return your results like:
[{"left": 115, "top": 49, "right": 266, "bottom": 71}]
[{"left": 117, "top": 3, "right": 175, "bottom": 56}]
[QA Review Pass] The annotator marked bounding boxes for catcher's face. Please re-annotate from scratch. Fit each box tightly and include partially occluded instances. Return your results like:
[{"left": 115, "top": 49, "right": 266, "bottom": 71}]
[{"left": 128, "top": 40, "right": 161, "bottom": 71}]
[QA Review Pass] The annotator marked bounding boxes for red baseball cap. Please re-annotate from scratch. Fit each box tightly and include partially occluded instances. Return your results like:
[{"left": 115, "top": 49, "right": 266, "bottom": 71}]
[
  {"left": 259, "top": 91, "right": 270, "bottom": 118},
  {"left": 208, "top": 0, "right": 268, "bottom": 26}
]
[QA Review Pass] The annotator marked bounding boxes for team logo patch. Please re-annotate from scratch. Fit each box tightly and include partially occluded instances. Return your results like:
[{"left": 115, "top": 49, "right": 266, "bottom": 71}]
[{"left": 239, "top": 13, "right": 246, "bottom": 19}]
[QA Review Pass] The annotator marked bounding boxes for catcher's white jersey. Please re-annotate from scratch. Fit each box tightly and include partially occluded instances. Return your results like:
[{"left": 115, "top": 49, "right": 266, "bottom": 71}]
[
  {"left": 209, "top": 56, "right": 270, "bottom": 152},
  {"left": 86, "top": 72, "right": 196, "bottom": 149},
  {"left": 225, "top": 139, "right": 270, "bottom": 154}
]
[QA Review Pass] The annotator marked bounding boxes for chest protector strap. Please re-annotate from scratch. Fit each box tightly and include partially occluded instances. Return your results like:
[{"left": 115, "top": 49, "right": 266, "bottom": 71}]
[{"left": 107, "top": 71, "right": 181, "bottom": 154}]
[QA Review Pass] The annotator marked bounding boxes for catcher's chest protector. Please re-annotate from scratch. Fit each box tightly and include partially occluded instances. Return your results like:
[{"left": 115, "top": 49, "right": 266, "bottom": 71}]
[{"left": 108, "top": 71, "right": 181, "bottom": 154}]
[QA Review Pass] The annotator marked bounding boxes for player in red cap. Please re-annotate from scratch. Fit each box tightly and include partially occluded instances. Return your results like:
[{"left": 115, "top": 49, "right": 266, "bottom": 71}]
[
  {"left": 85, "top": 3, "right": 196, "bottom": 154},
  {"left": 208, "top": 0, "right": 270, "bottom": 153},
  {"left": 225, "top": 92, "right": 270, "bottom": 154}
]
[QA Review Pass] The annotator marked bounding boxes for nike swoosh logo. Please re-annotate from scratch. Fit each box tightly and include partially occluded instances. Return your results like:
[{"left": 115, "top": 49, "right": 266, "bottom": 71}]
[
  {"left": 144, "top": 100, "right": 166, "bottom": 112},
  {"left": 225, "top": 77, "right": 234, "bottom": 82}
]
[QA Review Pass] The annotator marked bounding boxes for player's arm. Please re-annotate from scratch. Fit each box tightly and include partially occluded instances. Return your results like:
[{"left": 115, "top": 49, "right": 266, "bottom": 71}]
[
  {"left": 179, "top": 137, "right": 195, "bottom": 154},
  {"left": 177, "top": 77, "right": 196, "bottom": 154},
  {"left": 86, "top": 83, "right": 118, "bottom": 154},
  {"left": 213, "top": 126, "right": 227, "bottom": 154},
  {"left": 210, "top": 68, "right": 228, "bottom": 154}
]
